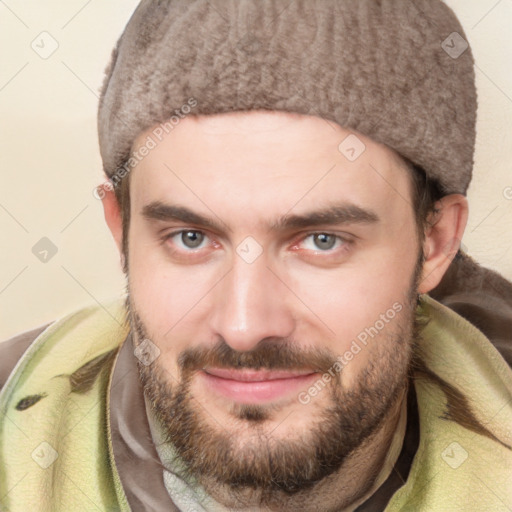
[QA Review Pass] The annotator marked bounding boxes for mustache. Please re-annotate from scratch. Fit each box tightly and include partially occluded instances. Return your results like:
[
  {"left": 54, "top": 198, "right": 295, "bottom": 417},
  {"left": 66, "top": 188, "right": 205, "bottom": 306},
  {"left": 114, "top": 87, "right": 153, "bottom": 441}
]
[
  {"left": 129, "top": 306, "right": 339, "bottom": 374},
  {"left": 177, "top": 338, "right": 339, "bottom": 375}
]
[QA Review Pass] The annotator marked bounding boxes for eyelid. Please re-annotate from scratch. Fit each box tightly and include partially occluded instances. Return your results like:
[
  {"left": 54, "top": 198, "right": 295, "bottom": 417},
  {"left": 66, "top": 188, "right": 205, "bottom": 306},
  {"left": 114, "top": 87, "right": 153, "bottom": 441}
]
[
  {"left": 161, "top": 228, "right": 354, "bottom": 256},
  {"left": 291, "top": 231, "right": 354, "bottom": 248},
  {"left": 162, "top": 228, "right": 213, "bottom": 250}
]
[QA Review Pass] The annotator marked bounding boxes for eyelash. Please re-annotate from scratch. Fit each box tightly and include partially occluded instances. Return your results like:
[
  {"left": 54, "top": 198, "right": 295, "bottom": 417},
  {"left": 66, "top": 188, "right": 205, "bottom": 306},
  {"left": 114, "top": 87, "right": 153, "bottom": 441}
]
[
  {"left": 161, "top": 229, "right": 353, "bottom": 256},
  {"left": 163, "top": 230, "right": 212, "bottom": 251}
]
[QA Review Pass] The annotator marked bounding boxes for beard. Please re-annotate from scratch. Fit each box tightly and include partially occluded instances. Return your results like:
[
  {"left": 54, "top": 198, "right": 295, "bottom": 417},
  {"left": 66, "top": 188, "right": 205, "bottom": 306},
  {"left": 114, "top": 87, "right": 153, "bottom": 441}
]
[{"left": 127, "top": 254, "right": 422, "bottom": 502}]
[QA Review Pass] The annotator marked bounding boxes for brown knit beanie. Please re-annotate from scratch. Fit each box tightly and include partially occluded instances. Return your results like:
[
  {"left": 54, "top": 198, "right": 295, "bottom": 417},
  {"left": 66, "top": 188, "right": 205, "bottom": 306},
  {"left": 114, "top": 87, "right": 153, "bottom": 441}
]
[{"left": 98, "top": 0, "right": 477, "bottom": 195}]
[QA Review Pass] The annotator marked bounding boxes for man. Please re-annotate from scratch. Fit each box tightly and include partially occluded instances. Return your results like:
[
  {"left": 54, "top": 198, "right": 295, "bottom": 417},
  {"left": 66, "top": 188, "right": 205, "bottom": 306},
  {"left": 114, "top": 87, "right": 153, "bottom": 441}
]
[{"left": 1, "top": 0, "right": 511, "bottom": 510}]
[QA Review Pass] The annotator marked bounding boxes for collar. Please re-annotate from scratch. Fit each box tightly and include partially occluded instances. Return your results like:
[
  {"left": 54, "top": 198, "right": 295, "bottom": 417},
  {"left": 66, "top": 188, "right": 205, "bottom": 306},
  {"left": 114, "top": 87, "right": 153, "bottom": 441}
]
[{"left": 109, "top": 331, "right": 180, "bottom": 511}]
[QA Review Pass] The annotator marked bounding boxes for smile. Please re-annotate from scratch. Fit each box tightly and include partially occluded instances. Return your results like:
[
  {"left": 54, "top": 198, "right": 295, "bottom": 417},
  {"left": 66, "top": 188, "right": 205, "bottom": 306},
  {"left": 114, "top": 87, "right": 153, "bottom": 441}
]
[{"left": 200, "top": 368, "right": 319, "bottom": 404}]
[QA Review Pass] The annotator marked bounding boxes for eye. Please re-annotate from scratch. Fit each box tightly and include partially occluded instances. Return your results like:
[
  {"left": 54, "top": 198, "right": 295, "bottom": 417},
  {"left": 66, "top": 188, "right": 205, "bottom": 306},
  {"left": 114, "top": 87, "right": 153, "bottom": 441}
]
[
  {"left": 168, "top": 230, "right": 209, "bottom": 250},
  {"left": 301, "top": 233, "right": 344, "bottom": 251}
]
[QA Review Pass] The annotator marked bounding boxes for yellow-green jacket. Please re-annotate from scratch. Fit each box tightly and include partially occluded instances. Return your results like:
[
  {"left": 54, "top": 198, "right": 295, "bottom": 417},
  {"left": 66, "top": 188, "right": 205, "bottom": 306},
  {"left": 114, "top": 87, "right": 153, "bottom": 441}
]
[{"left": 1, "top": 282, "right": 512, "bottom": 510}]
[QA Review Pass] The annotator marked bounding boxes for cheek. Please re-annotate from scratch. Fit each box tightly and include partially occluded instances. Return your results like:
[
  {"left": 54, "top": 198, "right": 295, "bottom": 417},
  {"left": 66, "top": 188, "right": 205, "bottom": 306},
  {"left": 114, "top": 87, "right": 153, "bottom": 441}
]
[
  {"left": 127, "top": 225, "right": 216, "bottom": 349},
  {"left": 284, "top": 246, "right": 416, "bottom": 355},
  {"left": 127, "top": 255, "right": 254, "bottom": 386},
  {"left": 130, "top": 264, "right": 214, "bottom": 336},
  {"left": 129, "top": 265, "right": 214, "bottom": 379}
]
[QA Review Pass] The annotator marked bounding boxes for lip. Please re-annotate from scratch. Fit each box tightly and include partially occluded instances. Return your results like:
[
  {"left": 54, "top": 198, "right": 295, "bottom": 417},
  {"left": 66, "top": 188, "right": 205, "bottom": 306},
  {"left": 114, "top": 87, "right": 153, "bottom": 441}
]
[{"left": 201, "top": 367, "right": 318, "bottom": 404}]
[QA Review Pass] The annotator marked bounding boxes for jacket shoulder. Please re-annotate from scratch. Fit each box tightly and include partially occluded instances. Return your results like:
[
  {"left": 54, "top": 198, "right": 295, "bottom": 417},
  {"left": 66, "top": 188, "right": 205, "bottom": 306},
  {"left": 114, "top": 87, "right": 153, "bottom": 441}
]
[
  {"left": 430, "top": 251, "right": 512, "bottom": 367},
  {"left": 0, "top": 324, "right": 52, "bottom": 391}
]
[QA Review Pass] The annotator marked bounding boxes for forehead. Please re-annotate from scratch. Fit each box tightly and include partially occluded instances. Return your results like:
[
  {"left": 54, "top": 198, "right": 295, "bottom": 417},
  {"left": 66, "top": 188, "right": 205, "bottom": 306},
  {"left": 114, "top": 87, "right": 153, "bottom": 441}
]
[{"left": 128, "top": 111, "right": 414, "bottom": 227}]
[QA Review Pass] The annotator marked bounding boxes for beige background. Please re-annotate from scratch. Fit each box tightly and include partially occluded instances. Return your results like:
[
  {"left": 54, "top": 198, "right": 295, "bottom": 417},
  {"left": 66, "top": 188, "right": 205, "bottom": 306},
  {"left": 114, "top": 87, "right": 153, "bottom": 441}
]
[{"left": 1, "top": 0, "right": 511, "bottom": 340}]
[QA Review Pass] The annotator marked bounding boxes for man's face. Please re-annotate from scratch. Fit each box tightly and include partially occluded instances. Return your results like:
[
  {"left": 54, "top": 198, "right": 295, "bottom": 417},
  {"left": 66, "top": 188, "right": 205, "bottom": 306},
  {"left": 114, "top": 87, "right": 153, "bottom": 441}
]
[{"left": 126, "top": 111, "right": 421, "bottom": 495}]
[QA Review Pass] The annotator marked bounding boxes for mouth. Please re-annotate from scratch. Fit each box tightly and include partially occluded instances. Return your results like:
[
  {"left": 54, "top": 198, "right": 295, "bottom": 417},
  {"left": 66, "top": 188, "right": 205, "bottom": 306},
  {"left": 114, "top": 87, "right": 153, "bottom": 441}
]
[{"left": 200, "top": 367, "right": 319, "bottom": 404}]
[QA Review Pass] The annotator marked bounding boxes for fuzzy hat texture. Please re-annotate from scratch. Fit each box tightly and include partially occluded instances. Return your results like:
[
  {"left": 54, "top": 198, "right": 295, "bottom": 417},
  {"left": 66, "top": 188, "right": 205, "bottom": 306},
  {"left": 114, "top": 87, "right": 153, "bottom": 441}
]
[{"left": 98, "top": 0, "right": 477, "bottom": 195}]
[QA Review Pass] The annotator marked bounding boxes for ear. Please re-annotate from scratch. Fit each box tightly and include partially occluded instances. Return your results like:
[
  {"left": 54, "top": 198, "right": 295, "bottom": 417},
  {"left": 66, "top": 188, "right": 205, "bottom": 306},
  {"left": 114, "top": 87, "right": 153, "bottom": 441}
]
[
  {"left": 418, "top": 194, "right": 468, "bottom": 294},
  {"left": 99, "top": 184, "right": 124, "bottom": 256}
]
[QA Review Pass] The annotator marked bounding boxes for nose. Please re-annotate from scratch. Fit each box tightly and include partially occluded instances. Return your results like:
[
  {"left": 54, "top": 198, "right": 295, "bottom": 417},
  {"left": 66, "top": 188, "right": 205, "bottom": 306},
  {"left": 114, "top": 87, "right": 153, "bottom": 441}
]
[{"left": 209, "top": 253, "right": 295, "bottom": 352}]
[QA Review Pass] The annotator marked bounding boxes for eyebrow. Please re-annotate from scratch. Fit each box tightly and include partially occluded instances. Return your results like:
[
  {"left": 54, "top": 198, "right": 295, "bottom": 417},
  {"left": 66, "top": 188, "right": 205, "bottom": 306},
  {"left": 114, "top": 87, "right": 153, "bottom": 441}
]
[
  {"left": 142, "top": 202, "right": 228, "bottom": 232},
  {"left": 141, "top": 201, "right": 379, "bottom": 233},
  {"left": 271, "top": 204, "right": 379, "bottom": 231}
]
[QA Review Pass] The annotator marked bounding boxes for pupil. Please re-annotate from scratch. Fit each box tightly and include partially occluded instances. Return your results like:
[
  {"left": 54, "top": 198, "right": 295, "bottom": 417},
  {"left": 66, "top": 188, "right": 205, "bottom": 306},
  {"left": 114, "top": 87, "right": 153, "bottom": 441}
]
[
  {"left": 314, "top": 233, "right": 335, "bottom": 250},
  {"left": 182, "top": 231, "right": 203, "bottom": 248}
]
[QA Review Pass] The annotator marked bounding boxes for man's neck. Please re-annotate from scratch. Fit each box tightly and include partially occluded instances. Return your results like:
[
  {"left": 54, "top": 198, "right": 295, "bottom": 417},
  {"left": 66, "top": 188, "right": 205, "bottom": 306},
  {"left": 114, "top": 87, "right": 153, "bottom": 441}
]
[{"left": 197, "top": 386, "right": 409, "bottom": 512}]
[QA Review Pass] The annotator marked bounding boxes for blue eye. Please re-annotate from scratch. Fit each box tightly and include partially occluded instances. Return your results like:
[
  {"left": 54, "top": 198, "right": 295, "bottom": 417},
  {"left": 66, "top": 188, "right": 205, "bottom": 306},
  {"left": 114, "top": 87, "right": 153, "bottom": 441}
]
[
  {"left": 302, "top": 233, "right": 343, "bottom": 251},
  {"left": 170, "top": 230, "right": 208, "bottom": 250}
]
